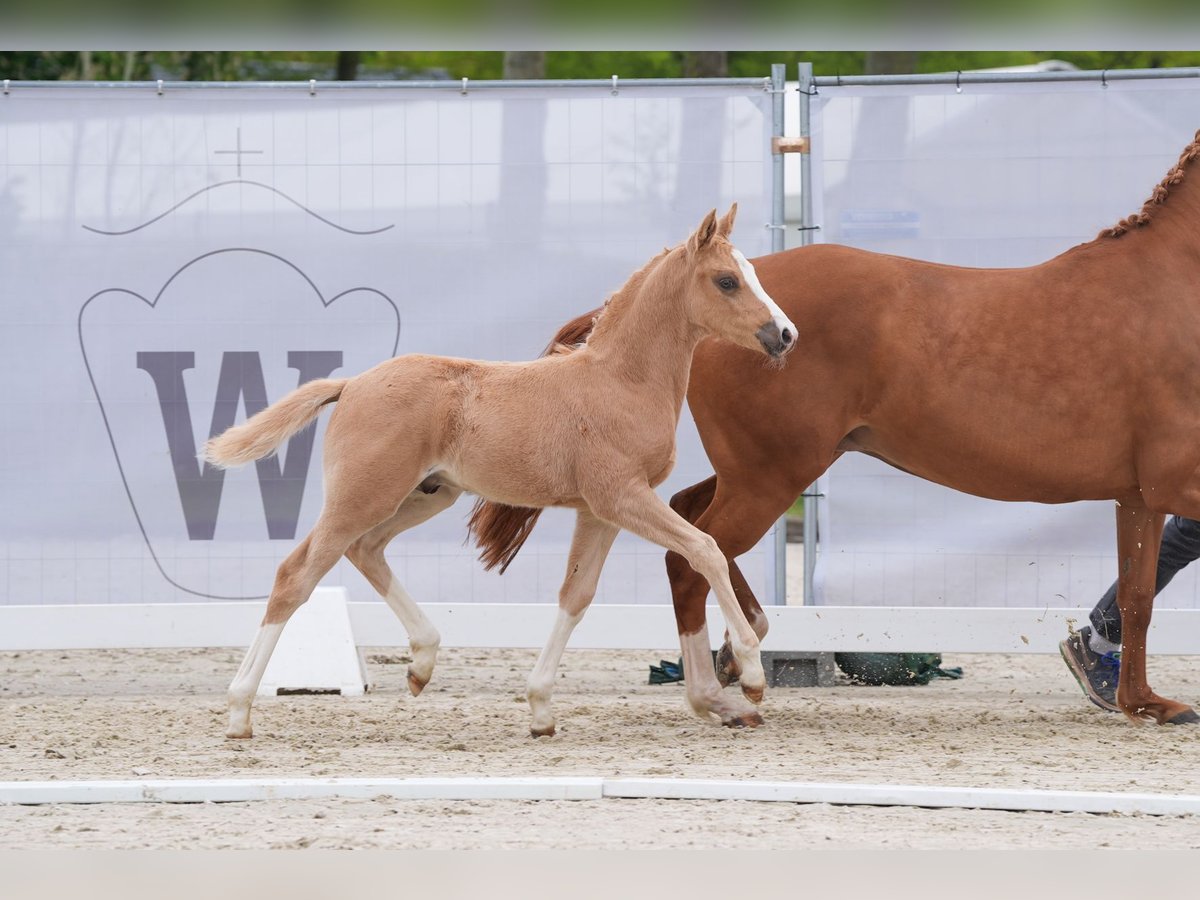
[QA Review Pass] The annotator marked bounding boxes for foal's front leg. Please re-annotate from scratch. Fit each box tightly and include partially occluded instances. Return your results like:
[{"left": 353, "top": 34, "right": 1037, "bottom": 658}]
[
  {"left": 527, "top": 510, "right": 619, "bottom": 737},
  {"left": 595, "top": 483, "right": 767, "bottom": 705}
]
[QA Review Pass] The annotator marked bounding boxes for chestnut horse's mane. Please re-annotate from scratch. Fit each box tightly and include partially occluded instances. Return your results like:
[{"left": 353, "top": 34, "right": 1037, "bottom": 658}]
[
  {"left": 465, "top": 250, "right": 678, "bottom": 573},
  {"left": 1103, "top": 127, "right": 1200, "bottom": 238}
]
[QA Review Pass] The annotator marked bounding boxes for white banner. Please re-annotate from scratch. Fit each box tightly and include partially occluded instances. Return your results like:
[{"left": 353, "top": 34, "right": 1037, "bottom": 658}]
[
  {"left": 0, "top": 83, "right": 776, "bottom": 607},
  {"left": 811, "top": 77, "right": 1200, "bottom": 611}
]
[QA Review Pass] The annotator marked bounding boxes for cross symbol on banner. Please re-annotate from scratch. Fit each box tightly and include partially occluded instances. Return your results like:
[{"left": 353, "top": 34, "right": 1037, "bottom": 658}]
[{"left": 214, "top": 127, "right": 264, "bottom": 176}]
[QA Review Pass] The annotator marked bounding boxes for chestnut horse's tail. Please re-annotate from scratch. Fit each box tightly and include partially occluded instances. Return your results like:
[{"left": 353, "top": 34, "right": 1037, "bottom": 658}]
[
  {"left": 203, "top": 378, "right": 347, "bottom": 469},
  {"left": 466, "top": 307, "right": 602, "bottom": 573}
]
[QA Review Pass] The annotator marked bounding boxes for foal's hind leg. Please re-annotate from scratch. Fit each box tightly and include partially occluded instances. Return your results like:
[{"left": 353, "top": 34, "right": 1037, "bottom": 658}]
[
  {"left": 225, "top": 458, "right": 424, "bottom": 738},
  {"left": 226, "top": 516, "right": 368, "bottom": 738},
  {"left": 345, "top": 483, "right": 463, "bottom": 696},
  {"left": 527, "top": 510, "right": 619, "bottom": 737}
]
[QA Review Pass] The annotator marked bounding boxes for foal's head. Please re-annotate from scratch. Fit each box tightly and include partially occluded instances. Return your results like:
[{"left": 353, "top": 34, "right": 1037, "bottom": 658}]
[{"left": 680, "top": 205, "right": 796, "bottom": 361}]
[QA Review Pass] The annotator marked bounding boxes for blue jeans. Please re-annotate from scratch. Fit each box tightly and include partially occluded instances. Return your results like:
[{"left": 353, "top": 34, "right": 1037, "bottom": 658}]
[{"left": 1090, "top": 515, "right": 1200, "bottom": 644}]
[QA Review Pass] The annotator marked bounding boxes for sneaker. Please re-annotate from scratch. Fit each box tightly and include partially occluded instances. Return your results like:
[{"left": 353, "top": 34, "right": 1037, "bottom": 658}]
[{"left": 1059, "top": 626, "right": 1121, "bottom": 713}]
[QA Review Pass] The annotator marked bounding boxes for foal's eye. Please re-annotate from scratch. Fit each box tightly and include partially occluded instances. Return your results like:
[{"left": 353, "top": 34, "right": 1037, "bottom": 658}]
[{"left": 716, "top": 275, "right": 738, "bottom": 292}]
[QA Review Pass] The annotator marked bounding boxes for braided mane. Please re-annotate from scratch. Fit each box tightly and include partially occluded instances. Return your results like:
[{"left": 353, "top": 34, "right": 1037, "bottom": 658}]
[{"left": 1103, "top": 128, "right": 1200, "bottom": 238}]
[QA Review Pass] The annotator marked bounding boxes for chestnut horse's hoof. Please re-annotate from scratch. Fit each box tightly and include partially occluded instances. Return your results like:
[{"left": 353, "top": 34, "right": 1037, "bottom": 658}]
[
  {"left": 407, "top": 669, "right": 428, "bottom": 697},
  {"left": 723, "top": 711, "right": 764, "bottom": 729},
  {"left": 530, "top": 724, "right": 556, "bottom": 738},
  {"left": 714, "top": 644, "right": 740, "bottom": 687},
  {"left": 1166, "top": 708, "right": 1200, "bottom": 725}
]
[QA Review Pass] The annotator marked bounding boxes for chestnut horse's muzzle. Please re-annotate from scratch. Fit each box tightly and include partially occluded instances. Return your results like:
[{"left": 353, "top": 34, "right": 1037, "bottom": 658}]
[{"left": 756, "top": 320, "right": 796, "bottom": 358}]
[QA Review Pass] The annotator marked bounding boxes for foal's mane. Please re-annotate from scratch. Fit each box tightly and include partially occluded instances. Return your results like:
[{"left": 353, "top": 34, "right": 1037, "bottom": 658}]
[
  {"left": 1103, "top": 128, "right": 1200, "bottom": 238},
  {"left": 570, "top": 244, "right": 684, "bottom": 349}
]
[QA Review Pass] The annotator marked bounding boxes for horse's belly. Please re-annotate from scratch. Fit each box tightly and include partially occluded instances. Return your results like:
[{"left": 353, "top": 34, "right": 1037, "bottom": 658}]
[
  {"left": 441, "top": 457, "right": 574, "bottom": 509},
  {"left": 846, "top": 426, "right": 1133, "bottom": 504}
]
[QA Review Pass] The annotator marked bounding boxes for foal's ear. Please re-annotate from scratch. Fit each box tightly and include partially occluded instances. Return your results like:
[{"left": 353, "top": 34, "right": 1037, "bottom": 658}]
[
  {"left": 687, "top": 209, "right": 719, "bottom": 254},
  {"left": 717, "top": 202, "right": 738, "bottom": 237}
]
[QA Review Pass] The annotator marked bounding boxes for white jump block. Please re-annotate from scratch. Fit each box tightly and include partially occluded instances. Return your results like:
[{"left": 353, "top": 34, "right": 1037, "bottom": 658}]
[{"left": 258, "top": 587, "right": 368, "bottom": 697}]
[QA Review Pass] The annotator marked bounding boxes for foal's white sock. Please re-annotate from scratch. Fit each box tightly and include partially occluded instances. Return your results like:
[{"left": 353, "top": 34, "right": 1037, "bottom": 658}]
[{"left": 1088, "top": 630, "right": 1121, "bottom": 655}]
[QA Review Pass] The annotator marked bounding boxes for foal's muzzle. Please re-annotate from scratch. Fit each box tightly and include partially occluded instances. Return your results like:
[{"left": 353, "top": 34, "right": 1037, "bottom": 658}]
[{"left": 756, "top": 320, "right": 796, "bottom": 358}]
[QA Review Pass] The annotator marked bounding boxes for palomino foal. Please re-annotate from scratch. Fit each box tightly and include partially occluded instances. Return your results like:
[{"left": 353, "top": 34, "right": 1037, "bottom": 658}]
[{"left": 205, "top": 205, "right": 795, "bottom": 738}]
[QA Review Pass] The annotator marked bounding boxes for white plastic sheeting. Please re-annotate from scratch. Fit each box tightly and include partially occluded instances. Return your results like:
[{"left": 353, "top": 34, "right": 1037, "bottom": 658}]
[
  {"left": 0, "top": 83, "right": 776, "bottom": 607},
  {"left": 811, "top": 77, "right": 1200, "bottom": 610}
]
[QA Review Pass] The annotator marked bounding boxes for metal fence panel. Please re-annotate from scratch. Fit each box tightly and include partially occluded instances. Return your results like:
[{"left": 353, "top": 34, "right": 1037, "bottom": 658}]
[
  {"left": 0, "top": 81, "right": 777, "bottom": 607},
  {"left": 810, "top": 74, "right": 1200, "bottom": 611}
]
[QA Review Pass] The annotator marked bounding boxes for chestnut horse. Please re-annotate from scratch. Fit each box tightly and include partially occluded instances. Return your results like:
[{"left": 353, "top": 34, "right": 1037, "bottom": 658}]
[
  {"left": 205, "top": 206, "right": 796, "bottom": 738},
  {"left": 472, "top": 130, "right": 1200, "bottom": 728}
]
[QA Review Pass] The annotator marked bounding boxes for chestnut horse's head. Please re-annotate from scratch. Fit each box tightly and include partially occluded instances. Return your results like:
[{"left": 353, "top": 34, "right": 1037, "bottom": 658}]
[{"left": 683, "top": 204, "right": 796, "bottom": 360}]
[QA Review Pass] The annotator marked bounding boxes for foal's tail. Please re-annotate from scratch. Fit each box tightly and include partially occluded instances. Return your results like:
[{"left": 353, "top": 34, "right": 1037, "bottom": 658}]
[
  {"left": 203, "top": 378, "right": 348, "bottom": 469},
  {"left": 466, "top": 307, "right": 602, "bottom": 573}
]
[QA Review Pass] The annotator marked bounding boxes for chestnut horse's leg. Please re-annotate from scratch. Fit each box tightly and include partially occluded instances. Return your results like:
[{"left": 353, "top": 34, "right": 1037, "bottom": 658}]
[
  {"left": 593, "top": 483, "right": 767, "bottom": 705},
  {"left": 665, "top": 472, "right": 803, "bottom": 723},
  {"left": 345, "top": 484, "right": 463, "bottom": 696},
  {"left": 669, "top": 477, "right": 769, "bottom": 688},
  {"left": 1113, "top": 503, "right": 1199, "bottom": 725},
  {"left": 663, "top": 474, "right": 760, "bottom": 724},
  {"left": 527, "top": 510, "right": 619, "bottom": 737}
]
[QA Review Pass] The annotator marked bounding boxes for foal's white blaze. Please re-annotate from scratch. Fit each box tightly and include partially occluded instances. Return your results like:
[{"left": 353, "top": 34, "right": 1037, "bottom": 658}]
[{"left": 732, "top": 248, "right": 796, "bottom": 345}]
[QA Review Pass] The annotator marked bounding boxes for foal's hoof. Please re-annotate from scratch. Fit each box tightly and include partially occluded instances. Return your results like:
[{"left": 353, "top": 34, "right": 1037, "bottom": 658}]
[
  {"left": 1166, "top": 708, "right": 1200, "bottom": 726},
  {"left": 723, "top": 711, "right": 764, "bottom": 729},
  {"left": 741, "top": 684, "right": 765, "bottom": 705},
  {"left": 225, "top": 709, "right": 253, "bottom": 739},
  {"left": 530, "top": 724, "right": 556, "bottom": 738},
  {"left": 406, "top": 669, "right": 429, "bottom": 697}
]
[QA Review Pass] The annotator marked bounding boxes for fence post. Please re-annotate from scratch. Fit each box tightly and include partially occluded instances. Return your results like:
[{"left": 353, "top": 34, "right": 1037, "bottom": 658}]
[
  {"left": 769, "top": 62, "right": 788, "bottom": 606},
  {"left": 796, "top": 61, "right": 819, "bottom": 607}
]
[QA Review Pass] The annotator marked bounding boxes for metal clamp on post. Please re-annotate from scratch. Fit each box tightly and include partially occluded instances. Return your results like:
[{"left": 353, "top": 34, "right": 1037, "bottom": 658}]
[
  {"left": 156, "top": 79, "right": 163, "bottom": 96},
  {"left": 461, "top": 77, "right": 469, "bottom": 95},
  {"left": 771, "top": 136, "right": 810, "bottom": 155},
  {"left": 3, "top": 79, "right": 9, "bottom": 95},
  {"left": 611, "top": 74, "right": 619, "bottom": 96},
  {"left": 309, "top": 79, "right": 317, "bottom": 96}
]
